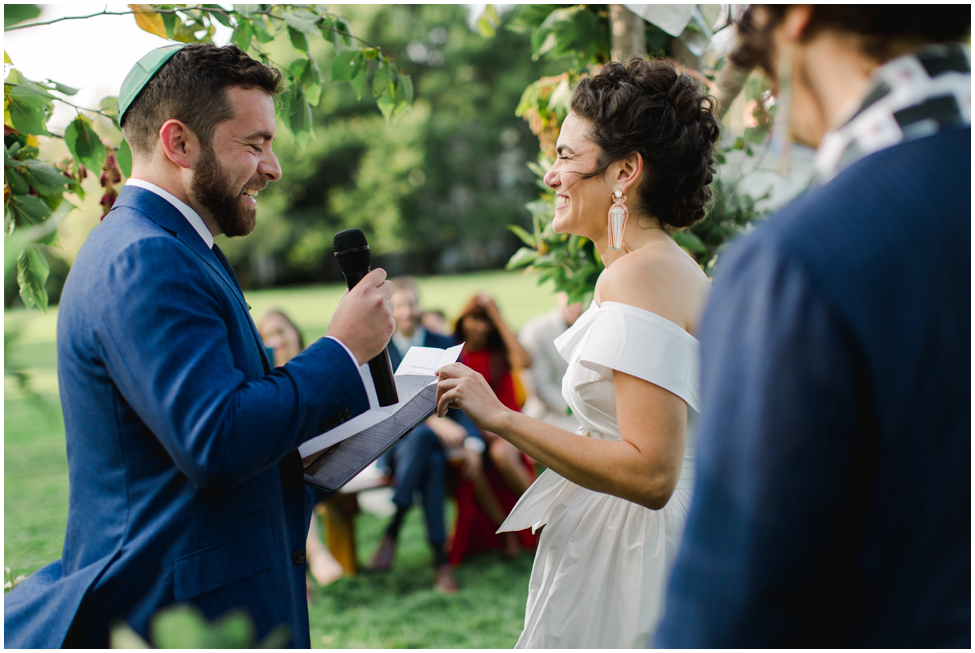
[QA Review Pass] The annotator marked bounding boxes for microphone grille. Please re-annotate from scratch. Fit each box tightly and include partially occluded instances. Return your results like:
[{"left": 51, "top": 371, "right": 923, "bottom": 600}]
[
  {"left": 333, "top": 228, "right": 368, "bottom": 252},
  {"left": 333, "top": 228, "right": 371, "bottom": 276}
]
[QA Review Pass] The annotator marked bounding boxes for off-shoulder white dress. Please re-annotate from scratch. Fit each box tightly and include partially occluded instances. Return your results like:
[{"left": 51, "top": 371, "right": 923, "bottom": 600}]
[{"left": 498, "top": 300, "right": 700, "bottom": 648}]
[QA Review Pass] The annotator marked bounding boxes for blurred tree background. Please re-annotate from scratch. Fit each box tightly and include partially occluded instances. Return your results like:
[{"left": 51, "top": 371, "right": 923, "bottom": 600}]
[
  {"left": 221, "top": 4, "right": 565, "bottom": 288},
  {"left": 4, "top": 4, "right": 563, "bottom": 307}
]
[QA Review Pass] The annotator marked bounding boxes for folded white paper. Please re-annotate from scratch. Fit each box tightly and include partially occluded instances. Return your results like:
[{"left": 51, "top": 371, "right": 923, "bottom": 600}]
[{"left": 298, "top": 343, "right": 463, "bottom": 458}]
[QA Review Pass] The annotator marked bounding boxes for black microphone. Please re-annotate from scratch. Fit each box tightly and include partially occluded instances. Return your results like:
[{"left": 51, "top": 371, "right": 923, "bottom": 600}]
[{"left": 333, "top": 229, "right": 399, "bottom": 407}]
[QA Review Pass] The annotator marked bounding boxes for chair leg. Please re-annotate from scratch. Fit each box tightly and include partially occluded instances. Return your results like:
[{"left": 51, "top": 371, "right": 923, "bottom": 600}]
[{"left": 323, "top": 493, "right": 360, "bottom": 575}]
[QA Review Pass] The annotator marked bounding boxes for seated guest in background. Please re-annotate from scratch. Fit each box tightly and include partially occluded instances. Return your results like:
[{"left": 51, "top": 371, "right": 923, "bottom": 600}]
[
  {"left": 448, "top": 293, "right": 537, "bottom": 564},
  {"left": 518, "top": 293, "right": 583, "bottom": 433},
  {"left": 421, "top": 308, "right": 449, "bottom": 336},
  {"left": 655, "top": 5, "right": 971, "bottom": 647},
  {"left": 258, "top": 310, "right": 344, "bottom": 588},
  {"left": 368, "top": 278, "right": 481, "bottom": 593}
]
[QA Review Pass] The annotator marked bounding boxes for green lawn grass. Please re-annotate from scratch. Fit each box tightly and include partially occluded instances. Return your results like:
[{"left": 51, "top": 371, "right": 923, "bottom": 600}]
[{"left": 4, "top": 269, "right": 556, "bottom": 648}]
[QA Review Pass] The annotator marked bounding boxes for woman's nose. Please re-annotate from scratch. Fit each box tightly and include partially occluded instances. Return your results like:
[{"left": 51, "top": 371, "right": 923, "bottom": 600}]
[{"left": 543, "top": 165, "right": 560, "bottom": 189}]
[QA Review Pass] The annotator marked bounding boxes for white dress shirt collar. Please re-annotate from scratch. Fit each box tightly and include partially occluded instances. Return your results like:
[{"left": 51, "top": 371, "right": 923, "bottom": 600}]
[{"left": 125, "top": 179, "right": 214, "bottom": 249}]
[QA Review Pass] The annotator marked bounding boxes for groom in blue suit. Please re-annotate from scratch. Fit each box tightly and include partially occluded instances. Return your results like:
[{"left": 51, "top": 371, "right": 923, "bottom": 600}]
[{"left": 4, "top": 43, "right": 395, "bottom": 647}]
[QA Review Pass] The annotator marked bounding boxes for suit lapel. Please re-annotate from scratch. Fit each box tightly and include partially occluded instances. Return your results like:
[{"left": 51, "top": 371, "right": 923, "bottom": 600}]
[{"left": 112, "top": 186, "right": 271, "bottom": 374}]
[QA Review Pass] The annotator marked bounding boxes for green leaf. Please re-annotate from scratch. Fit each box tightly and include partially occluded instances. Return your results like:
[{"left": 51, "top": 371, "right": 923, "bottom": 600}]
[
  {"left": 7, "top": 82, "right": 56, "bottom": 107},
  {"left": 288, "top": 58, "right": 310, "bottom": 79},
  {"left": 333, "top": 17, "right": 355, "bottom": 47},
  {"left": 288, "top": 26, "right": 309, "bottom": 53},
  {"left": 398, "top": 74, "right": 414, "bottom": 106},
  {"left": 64, "top": 117, "right": 106, "bottom": 173},
  {"left": 6, "top": 168, "right": 31, "bottom": 195},
  {"left": 283, "top": 9, "right": 319, "bottom": 34},
  {"left": 331, "top": 50, "right": 359, "bottom": 82},
  {"left": 372, "top": 64, "right": 390, "bottom": 97},
  {"left": 208, "top": 9, "right": 234, "bottom": 28},
  {"left": 16, "top": 244, "right": 49, "bottom": 312},
  {"left": 285, "top": 84, "right": 313, "bottom": 140},
  {"left": 547, "top": 77, "right": 571, "bottom": 112},
  {"left": 117, "top": 140, "right": 133, "bottom": 179},
  {"left": 213, "top": 610, "right": 259, "bottom": 647},
  {"left": 4, "top": 5, "right": 41, "bottom": 29},
  {"left": 477, "top": 4, "right": 501, "bottom": 37},
  {"left": 9, "top": 193, "right": 54, "bottom": 225},
  {"left": 109, "top": 622, "right": 152, "bottom": 649},
  {"left": 259, "top": 625, "right": 292, "bottom": 649},
  {"left": 233, "top": 4, "right": 260, "bottom": 17},
  {"left": 350, "top": 67, "right": 367, "bottom": 100},
  {"left": 98, "top": 96, "right": 120, "bottom": 125},
  {"left": 300, "top": 57, "right": 323, "bottom": 107},
  {"left": 50, "top": 81, "right": 79, "bottom": 96},
  {"left": 250, "top": 17, "right": 274, "bottom": 43},
  {"left": 151, "top": 605, "right": 213, "bottom": 648},
  {"left": 672, "top": 231, "right": 707, "bottom": 253},
  {"left": 232, "top": 22, "right": 252, "bottom": 51},
  {"left": 376, "top": 90, "right": 395, "bottom": 121},
  {"left": 161, "top": 11, "right": 177, "bottom": 39},
  {"left": 507, "top": 224, "right": 535, "bottom": 247},
  {"left": 18, "top": 160, "right": 69, "bottom": 195},
  {"left": 506, "top": 247, "right": 538, "bottom": 269}
]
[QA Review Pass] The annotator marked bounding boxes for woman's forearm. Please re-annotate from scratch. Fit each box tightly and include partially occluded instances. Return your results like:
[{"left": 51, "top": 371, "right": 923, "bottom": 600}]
[{"left": 494, "top": 410, "right": 680, "bottom": 510}]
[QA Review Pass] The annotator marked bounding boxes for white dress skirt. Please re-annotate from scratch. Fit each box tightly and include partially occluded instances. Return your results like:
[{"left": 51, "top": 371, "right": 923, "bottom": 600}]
[{"left": 499, "top": 300, "right": 700, "bottom": 648}]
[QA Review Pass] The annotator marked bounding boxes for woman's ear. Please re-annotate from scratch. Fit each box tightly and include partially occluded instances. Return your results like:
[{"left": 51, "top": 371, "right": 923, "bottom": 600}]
[
  {"left": 158, "top": 119, "right": 198, "bottom": 169},
  {"left": 613, "top": 151, "right": 643, "bottom": 193}
]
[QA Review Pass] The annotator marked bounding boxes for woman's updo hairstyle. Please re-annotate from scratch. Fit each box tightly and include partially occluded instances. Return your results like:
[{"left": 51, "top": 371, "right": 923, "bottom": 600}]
[{"left": 570, "top": 57, "right": 719, "bottom": 230}]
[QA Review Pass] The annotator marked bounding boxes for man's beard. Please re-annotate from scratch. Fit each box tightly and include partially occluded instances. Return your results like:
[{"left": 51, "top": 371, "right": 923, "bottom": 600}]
[{"left": 190, "top": 144, "right": 265, "bottom": 238}]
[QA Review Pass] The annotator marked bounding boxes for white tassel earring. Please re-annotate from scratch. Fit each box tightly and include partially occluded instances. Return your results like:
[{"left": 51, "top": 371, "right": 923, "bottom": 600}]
[{"left": 607, "top": 189, "right": 628, "bottom": 251}]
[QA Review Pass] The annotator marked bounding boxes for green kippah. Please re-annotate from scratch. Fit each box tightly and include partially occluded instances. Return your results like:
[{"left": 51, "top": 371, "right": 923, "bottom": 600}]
[{"left": 118, "top": 43, "right": 187, "bottom": 123}]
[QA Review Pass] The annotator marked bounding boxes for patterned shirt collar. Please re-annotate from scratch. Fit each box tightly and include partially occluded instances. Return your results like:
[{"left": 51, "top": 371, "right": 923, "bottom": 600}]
[{"left": 814, "top": 43, "right": 971, "bottom": 184}]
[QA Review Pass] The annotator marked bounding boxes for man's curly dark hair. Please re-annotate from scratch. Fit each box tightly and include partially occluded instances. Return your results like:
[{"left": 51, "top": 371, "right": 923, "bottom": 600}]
[{"left": 122, "top": 43, "right": 283, "bottom": 156}]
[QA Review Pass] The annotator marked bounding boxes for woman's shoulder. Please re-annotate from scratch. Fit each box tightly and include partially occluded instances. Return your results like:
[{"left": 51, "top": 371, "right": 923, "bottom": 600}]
[{"left": 596, "top": 241, "right": 710, "bottom": 332}]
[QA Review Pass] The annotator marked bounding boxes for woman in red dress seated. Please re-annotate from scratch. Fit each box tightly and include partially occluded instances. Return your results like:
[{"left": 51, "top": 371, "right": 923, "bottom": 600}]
[{"left": 448, "top": 294, "right": 538, "bottom": 564}]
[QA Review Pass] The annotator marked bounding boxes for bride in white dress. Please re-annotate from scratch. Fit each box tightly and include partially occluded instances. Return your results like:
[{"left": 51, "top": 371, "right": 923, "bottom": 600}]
[{"left": 436, "top": 58, "right": 719, "bottom": 648}]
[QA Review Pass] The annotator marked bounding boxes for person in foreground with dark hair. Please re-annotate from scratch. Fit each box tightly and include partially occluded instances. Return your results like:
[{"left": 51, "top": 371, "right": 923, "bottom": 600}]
[
  {"left": 655, "top": 5, "right": 970, "bottom": 648},
  {"left": 435, "top": 57, "right": 719, "bottom": 647},
  {"left": 3, "top": 43, "right": 395, "bottom": 648}
]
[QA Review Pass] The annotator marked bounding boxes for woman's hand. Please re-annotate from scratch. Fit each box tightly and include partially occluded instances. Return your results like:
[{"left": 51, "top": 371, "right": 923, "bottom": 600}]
[
  {"left": 476, "top": 293, "right": 502, "bottom": 323},
  {"left": 435, "top": 363, "right": 509, "bottom": 432}
]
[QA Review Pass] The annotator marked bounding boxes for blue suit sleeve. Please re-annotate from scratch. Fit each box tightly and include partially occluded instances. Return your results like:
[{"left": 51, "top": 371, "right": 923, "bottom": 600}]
[
  {"left": 97, "top": 237, "right": 368, "bottom": 489},
  {"left": 655, "top": 234, "right": 865, "bottom": 646}
]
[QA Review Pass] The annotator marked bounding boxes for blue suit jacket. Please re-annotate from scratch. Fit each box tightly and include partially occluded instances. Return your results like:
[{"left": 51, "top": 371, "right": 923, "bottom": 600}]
[
  {"left": 4, "top": 186, "right": 370, "bottom": 648},
  {"left": 656, "top": 129, "right": 970, "bottom": 646}
]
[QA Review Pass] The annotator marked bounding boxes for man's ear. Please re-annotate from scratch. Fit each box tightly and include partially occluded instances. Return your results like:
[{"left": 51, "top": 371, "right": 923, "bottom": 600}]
[
  {"left": 613, "top": 151, "right": 643, "bottom": 193},
  {"left": 158, "top": 119, "right": 197, "bottom": 169}
]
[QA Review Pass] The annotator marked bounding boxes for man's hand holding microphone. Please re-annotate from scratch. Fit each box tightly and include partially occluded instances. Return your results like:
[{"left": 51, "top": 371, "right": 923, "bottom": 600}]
[
  {"left": 327, "top": 229, "right": 400, "bottom": 407},
  {"left": 327, "top": 267, "right": 395, "bottom": 366}
]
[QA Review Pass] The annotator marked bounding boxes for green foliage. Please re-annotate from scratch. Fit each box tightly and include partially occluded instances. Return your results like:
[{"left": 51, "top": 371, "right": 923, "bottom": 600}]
[
  {"left": 504, "top": 5, "right": 772, "bottom": 296},
  {"left": 508, "top": 4, "right": 610, "bottom": 73},
  {"left": 219, "top": 4, "right": 555, "bottom": 285},
  {"left": 110, "top": 605, "right": 291, "bottom": 648},
  {"left": 3, "top": 4, "right": 417, "bottom": 312},
  {"left": 64, "top": 116, "right": 106, "bottom": 174},
  {"left": 4, "top": 5, "right": 41, "bottom": 29}
]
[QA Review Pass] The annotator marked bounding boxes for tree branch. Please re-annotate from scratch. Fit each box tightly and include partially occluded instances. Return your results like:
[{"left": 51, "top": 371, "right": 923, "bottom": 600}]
[{"left": 6, "top": 5, "right": 400, "bottom": 70}]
